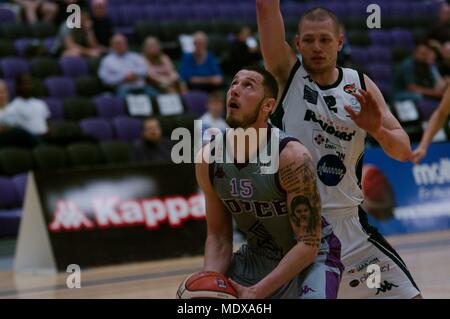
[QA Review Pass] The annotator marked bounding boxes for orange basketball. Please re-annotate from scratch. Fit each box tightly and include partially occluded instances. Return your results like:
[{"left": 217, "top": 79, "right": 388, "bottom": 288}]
[{"left": 176, "top": 271, "right": 238, "bottom": 299}]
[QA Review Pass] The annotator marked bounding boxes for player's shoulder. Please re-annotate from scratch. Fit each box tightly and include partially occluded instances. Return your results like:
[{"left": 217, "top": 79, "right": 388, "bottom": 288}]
[{"left": 279, "top": 137, "right": 310, "bottom": 164}]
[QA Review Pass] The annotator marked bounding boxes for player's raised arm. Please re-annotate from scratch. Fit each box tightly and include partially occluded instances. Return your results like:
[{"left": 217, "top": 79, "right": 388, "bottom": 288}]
[
  {"left": 232, "top": 141, "right": 321, "bottom": 298},
  {"left": 195, "top": 145, "right": 233, "bottom": 275},
  {"left": 411, "top": 86, "right": 450, "bottom": 164},
  {"left": 255, "top": 0, "right": 297, "bottom": 87}
]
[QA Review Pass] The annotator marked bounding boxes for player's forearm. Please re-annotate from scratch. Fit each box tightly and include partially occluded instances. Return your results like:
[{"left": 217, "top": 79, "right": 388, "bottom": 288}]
[
  {"left": 371, "top": 126, "right": 412, "bottom": 162},
  {"left": 252, "top": 243, "right": 318, "bottom": 298},
  {"left": 203, "top": 234, "right": 233, "bottom": 275},
  {"left": 418, "top": 109, "right": 448, "bottom": 151}
]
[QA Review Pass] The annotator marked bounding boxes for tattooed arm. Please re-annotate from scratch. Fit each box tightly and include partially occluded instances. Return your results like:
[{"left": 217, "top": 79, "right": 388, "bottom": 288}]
[{"left": 231, "top": 141, "right": 321, "bottom": 298}]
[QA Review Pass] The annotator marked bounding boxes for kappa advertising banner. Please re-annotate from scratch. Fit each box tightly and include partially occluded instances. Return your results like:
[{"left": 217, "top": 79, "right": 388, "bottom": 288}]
[
  {"left": 15, "top": 163, "right": 206, "bottom": 272},
  {"left": 361, "top": 142, "right": 450, "bottom": 235}
]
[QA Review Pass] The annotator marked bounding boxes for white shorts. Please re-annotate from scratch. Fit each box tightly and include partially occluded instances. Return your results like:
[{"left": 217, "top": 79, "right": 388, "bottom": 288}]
[{"left": 326, "top": 207, "right": 421, "bottom": 299}]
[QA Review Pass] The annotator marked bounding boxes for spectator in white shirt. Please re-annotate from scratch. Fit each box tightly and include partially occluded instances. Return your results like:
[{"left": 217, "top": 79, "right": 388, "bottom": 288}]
[
  {"left": 0, "top": 75, "right": 50, "bottom": 136},
  {"left": 98, "top": 33, "right": 158, "bottom": 98}
]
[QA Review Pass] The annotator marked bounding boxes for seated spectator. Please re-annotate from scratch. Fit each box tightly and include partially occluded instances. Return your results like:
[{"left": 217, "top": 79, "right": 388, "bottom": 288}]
[
  {"left": 143, "top": 36, "right": 185, "bottom": 94},
  {"left": 53, "top": 9, "right": 103, "bottom": 58},
  {"left": 427, "top": 2, "right": 450, "bottom": 47},
  {"left": 90, "top": 0, "right": 112, "bottom": 48},
  {"left": 438, "top": 41, "right": 450, "bottom": 78},
  {"left": 99, "top": 34, "right": 158, "bottom": 98},
  {"left": 129, "top": 117, "right": 173, "bottom": 163},
  {"left": 394, "top": 42, "right": 447, "bottom": 102},
  {"left": 227, "top": 26, "right": 261, "bottom": 76},
  {"left": 1, "top": 77, "right": 38, "bottom": 148},
  {"left": 0, "top": 75, "right": 50, "bottom": 136},
  {"left": 198, "top": 91, "right": 229, "bottom": 143},
  {"left": 179, "top": 31, "right": 224, "bottom": 93},
  {"left": 14, "top": 0, "right": 58, "bottom": 24},
  {"left": 51, "top": 0, "right": 88, "bottom": 25}
]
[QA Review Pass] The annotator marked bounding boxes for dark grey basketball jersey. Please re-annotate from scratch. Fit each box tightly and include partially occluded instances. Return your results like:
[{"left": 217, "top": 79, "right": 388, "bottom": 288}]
[{"left": 209, "top": 127, "right": 302, "bottom": 258}]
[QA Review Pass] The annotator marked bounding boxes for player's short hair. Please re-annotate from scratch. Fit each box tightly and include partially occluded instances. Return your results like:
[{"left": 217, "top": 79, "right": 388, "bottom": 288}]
[
  {"left": 298, "top": 7, "right": 341, "bottom": 36},
  {"left": 240, "top": 66, "right": 279, "bottom": 99}
]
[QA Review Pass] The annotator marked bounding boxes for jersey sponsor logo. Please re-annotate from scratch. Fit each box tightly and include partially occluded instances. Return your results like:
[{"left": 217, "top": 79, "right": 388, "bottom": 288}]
[
  {"left": 359, "top": 263, "right": 390, "bottom": 284},
  {"left": 304, "top": 85, "right": 318, "bottom": 105},
  {"left": 214, "top": 167, "right": 226, "bottom": 179},
  {"left": 375, "top": 280, "right": 399, "bottom": 295},
  {"left": 323, "top": 95, "right": 338, "bottom": 113},
  {"left": 317, "top": 155, "right": 346, "bottom": 186},
  {"left": 344, "top": 83, "right": 357, "bottom": 94},
  {"left": 304, "top": 109, "right": 356, "bottom": 142},
  {"left": 347, "top": 257, "right": 380, "bottom": 274},
  {"left": 312, "top": 130, "right": 346, "bottom": 159}
]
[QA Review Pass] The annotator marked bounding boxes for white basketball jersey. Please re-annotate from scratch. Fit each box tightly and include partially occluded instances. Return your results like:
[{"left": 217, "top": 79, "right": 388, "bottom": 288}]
[{"left": 271, "top": 59, "right": 367, "bottom": 214}]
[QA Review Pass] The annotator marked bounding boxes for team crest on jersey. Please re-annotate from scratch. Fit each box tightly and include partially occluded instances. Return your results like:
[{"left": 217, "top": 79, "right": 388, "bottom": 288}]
[
  {"left": 313, "top": 130, "right": 325, "bottom": 147},
  {"left": 343, "top": 83, "right": 357, "bottom": 95}
]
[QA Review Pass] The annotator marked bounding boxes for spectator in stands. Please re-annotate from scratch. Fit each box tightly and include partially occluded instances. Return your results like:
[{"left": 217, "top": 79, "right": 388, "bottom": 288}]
[
  {"left": 410, "top": 85, "right": 450, "bottom": 164},
  {"left": 143, "top": 36, "right": 185, "bottom": 94},
  {"left": 90, "top": 0, "right": 112, "bottom": 48},
  {"left": 200, "top": 91, "right": 228, "bottom": 131},
  {"left": 52, "top": 0, "right": 88, "bottom": 25},
  {"left": 438, "top": 41, "right": 450, "bottom": 78},
  {"left": 99, "top": 33, "right": 158, "bottom": 98},
  {"left": 227, "top": 26, "right": 261, "bottom": 76},
  {"left": 130, "top": 117, "right": 173, "bottom": 163},
  {"left": 179, "top": 31, "right": 224, "bottom": 93},
  {"left": 0, "top": 75, "right": 50, "bottom": 136},
  {"left": 394, "top": 42, "right": 447, "bottom": 102},
  {"left": 14, "top": 0, "right": 58, "bottom": 24},
  {"left": 53, "top": 9, "right": 103, "bottom": 58},
  {"left": 427, "top": 2, "right": 450, "bottom": 47},
  {"left": 0, "top": 79, "right": 39, "bottom": 148}
]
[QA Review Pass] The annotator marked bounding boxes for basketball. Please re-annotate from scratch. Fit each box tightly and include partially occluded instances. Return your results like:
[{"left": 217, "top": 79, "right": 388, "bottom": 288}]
[{"left": 176, "top": 271, "right": 238, "bottom": 299}]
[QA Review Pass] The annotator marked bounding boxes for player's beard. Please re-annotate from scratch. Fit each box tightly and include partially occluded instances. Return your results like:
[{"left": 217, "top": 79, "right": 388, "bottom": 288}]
[{"left": 226, "top": 97, "right": 264, "bottom": 129}]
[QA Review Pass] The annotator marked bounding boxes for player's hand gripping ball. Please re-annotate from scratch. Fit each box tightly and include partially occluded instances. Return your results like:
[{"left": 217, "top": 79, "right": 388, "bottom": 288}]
[{"left": 176, "top": 271, "right": 238, "bottom": 299}]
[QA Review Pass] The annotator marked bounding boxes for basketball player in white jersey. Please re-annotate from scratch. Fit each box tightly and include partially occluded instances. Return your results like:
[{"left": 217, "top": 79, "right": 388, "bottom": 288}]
[{"left": 256, "top": 1, "right": 421, "bottom": 298}]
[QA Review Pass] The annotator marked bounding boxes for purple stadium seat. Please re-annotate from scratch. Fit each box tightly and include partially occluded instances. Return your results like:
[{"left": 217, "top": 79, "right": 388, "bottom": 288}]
[
  {"left": 368, "top": 46, "right": 392, "bottom": 64},
  {"left": 0, "top": 8, "right": 16, "bottom": 24},
  {"left": 43, "top": 37, "right": 55, "bottom": 53},
  {"left": 80, "top": 118, "right": 114, "bottom": 141},
  {"left": 369, "top": 30, "right": 392, "bottom": 47},
  {"left": 0, "top": 177, "right": 20, "bottom": 208},
  {"left": 5, "top": 79, "right": 15, "bottom": 99},
  {"left": 0, "top": 208, "right": 21, "bottom": 237},
  {"left": 93, "top": 95, "right": 126, "bottom": 119},
  {"left": 59, "top": 56, "right": 90, "bottom": 78},
  {"left": 350, "top": 47, "right": 370, "bottom": 67},
  {"left": 44, "top": 76, "right": 76, "bottom": 99},
  {"left": 43, "top": 97, "right": 64, "bottom": 120},
  {"left": 14, "top": 38, "right": 35, "bottom": 57},
  {"left": 12, "top": 173, "right": 28, "bottom": 204},
  {"left": 182, "top": 91, "right": 208, "bottom": 117},
  {"left": 366, "top": 63, "right": 392, "bottom": 83},
  {"left": 112, "top": 116, "right": 142, "bottom": 142},
  {"left": 0, "top": 57, "right": 30, "bottom": 79},
  {"left": 390, "top": 29, "right": 415, "bottom": 49},
  {"left": 418, "top": 98, "right": 440, "bottom": 121}
]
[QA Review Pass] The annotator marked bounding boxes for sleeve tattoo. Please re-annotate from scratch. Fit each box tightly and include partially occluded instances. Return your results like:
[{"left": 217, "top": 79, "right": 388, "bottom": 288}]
[{"left": 279, "top": 153, "right": 322, "bottom": 248}]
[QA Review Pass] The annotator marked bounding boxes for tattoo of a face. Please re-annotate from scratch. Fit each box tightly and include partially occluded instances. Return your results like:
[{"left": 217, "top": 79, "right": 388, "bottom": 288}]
[{"left": 280, "top": 153, "right": 322, "bottom": 248}]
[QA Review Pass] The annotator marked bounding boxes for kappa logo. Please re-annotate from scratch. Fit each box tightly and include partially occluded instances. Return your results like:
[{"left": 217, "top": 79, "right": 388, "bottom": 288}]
[
  {"left": 375, "top": 280, "right": 399, "bottom": 295},
  {"left": 215, "top": 167, "right": 226, "bottom": 179},
  {"left": 299, "top": 285, "right": 316, "bottom": 297},
  {"left": 344, "top": 83, "right": 357, "bottom": 94},
  {"left": 304, "top": 109, "right": 356, "bottom": 142}
]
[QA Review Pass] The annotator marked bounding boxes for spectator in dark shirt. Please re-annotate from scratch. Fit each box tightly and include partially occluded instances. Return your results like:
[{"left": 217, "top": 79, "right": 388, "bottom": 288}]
[
  {"left": 228, "top": 26, "right": 261, "bottom": 76},
  {"left": 90, "top": 0, "right": 112, "bottom": 48},
  {"left": 438, "top": 41, "right": 450, "bottom": 78},
  {"left": 427, "top": 2, "right": 450, "bottom": 46},
  {"left": 130, "top": 117, "right": 173, "bottom": 163}
]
